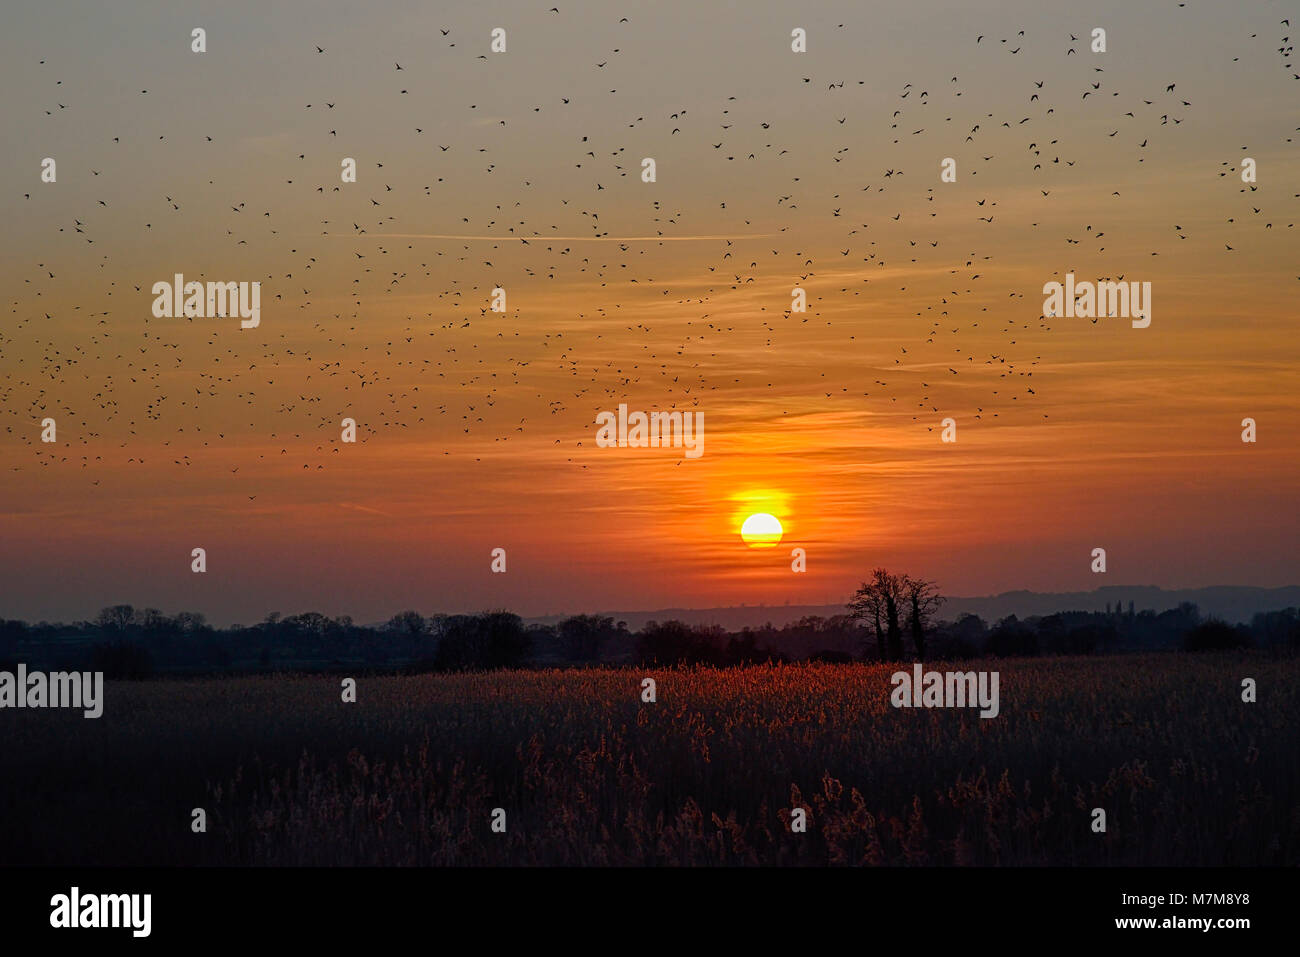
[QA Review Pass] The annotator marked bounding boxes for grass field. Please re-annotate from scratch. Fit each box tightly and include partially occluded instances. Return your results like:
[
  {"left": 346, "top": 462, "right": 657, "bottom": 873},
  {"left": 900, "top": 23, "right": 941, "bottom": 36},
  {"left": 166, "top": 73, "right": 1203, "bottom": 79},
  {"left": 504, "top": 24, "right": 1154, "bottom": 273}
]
[{"left": 2, "top": 653, "right": 1295, "bottom": 866}]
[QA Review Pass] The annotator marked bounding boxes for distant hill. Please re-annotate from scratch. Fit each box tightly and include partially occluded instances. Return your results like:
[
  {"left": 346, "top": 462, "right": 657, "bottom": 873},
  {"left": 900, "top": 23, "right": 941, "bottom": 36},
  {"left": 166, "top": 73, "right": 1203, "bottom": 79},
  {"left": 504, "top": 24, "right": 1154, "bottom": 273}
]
[{"left": 525, "top": 585, "right": 1300, "bottom": 631}]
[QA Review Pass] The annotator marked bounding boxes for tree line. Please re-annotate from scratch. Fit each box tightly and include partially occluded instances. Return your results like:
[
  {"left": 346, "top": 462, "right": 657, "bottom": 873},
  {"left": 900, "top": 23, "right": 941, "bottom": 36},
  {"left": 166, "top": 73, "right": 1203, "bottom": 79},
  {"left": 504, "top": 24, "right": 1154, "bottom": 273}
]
[{"left": 1, "top": 572, "right": 1296, "bottom": 678}]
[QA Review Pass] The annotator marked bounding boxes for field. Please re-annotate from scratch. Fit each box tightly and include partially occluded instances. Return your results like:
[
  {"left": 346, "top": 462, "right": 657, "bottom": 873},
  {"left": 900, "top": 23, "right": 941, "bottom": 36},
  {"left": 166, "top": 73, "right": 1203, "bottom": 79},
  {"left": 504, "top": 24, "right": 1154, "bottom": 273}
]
[{"left": 2, "top": 654, "right": 1295, "bottom": 866}]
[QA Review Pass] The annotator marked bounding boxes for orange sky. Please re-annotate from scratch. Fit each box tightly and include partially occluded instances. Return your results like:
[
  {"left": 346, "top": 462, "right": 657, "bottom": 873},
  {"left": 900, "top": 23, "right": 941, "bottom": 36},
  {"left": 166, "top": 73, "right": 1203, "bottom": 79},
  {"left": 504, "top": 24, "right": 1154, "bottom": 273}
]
[{"left": 1, "top": 1, "right": 1296, "bottom": 623}]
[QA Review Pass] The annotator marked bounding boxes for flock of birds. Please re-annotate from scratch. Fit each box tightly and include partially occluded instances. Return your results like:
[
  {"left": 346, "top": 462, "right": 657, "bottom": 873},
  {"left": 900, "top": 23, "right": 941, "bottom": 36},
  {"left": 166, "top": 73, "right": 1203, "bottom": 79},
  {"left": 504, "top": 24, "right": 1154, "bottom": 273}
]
[{"left": 3, "top": 11, "right": 1296, "bottom": 488}]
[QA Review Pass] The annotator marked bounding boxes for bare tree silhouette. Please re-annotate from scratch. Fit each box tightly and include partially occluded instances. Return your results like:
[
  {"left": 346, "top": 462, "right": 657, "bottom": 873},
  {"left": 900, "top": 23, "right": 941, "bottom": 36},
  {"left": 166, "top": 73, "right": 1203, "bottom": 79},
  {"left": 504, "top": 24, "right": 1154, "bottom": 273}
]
[
  {"left": 848, "top": 570, "right": 943, "bottom": 661},
  {"left": 848, "top": 569, "right": 903, "bottom": 660},
  {"left": 902, "top": 575, "right": 944, "bottom": 661}
]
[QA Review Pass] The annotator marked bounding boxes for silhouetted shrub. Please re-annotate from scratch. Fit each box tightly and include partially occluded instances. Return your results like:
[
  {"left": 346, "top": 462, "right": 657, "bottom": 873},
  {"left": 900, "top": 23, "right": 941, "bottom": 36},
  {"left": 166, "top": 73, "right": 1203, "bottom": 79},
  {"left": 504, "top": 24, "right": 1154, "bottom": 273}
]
[
  {"left": 1184, "top": 619, "right": 1250, "bottom": 651},
  {"left": 987, "top": 616, "right": 1040, "bottom": 657},
  {"left": 89, "top": 640, "right": 154, "bottom": 679},
  {"left": 636, "top": 620, "right": 718, "bottom": 665},
  {"left": 558, "top": 614, "right": 618, "bottom": 661},
  {"left": 435, "top": 612, "right": 531, "bottom": 671}
]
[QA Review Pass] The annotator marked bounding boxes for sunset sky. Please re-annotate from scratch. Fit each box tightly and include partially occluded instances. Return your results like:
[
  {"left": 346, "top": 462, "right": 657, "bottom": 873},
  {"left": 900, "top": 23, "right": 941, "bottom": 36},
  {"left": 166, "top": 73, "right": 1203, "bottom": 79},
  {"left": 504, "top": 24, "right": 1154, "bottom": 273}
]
[{"left": 1, "top": 0, "right": 1296, "bottom": 625}]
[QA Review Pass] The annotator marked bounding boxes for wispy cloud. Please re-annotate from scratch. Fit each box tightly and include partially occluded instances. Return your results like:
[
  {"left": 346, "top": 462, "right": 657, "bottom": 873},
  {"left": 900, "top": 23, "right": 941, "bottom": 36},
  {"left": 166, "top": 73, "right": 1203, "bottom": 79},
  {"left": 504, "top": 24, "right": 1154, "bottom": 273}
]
[{"left": 319, "top": 233, "right": 774, "bottom": 242}]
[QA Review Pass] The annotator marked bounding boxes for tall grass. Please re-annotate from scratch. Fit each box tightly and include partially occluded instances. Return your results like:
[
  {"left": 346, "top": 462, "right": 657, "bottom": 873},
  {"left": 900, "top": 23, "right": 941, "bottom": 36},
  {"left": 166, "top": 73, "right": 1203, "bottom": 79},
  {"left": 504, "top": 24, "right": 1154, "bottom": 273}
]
[{"left": 1, "top": 654, "right": 1294, "bottom": 865}]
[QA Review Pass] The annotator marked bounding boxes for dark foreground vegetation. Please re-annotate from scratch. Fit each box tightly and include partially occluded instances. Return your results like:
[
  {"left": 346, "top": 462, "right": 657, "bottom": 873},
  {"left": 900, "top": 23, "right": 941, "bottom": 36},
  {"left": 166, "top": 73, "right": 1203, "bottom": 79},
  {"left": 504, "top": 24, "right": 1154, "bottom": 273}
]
[
  {"left": 2, "top": 655, "right": 1294, "bottom": 866},
  {"left": 5, "top": 570, "right": 1294, "bottom": 866}
]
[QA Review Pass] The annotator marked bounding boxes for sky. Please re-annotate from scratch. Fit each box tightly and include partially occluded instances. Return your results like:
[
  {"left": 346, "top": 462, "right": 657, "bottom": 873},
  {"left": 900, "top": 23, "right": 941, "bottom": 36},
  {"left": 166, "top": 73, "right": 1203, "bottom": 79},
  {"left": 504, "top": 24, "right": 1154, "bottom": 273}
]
[{"left": 1, "top": 0, "right": 1297, "bottom": 625}]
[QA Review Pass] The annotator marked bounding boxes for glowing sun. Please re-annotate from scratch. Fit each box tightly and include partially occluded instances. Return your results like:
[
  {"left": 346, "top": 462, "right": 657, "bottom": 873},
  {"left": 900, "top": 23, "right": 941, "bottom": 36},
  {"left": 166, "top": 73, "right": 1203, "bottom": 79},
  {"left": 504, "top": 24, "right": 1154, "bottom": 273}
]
[{"left": 740, "top": 512, "right": 783, "bottom": 548}]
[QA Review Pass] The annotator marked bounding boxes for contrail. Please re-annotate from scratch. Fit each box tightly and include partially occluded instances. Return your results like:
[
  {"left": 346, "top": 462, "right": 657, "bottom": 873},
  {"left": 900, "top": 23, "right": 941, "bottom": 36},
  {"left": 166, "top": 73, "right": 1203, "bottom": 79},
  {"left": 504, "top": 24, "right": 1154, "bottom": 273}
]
[{"left": 320, "top": 232, "right": 772, "bottom": 242}]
